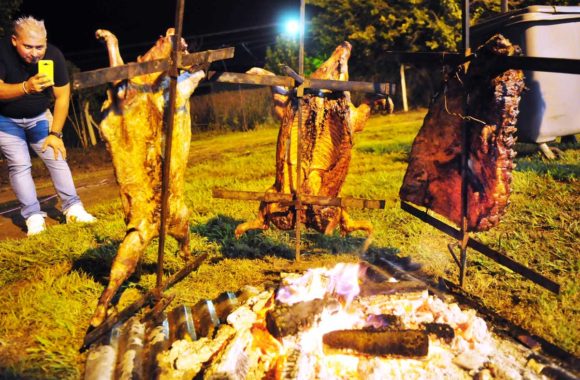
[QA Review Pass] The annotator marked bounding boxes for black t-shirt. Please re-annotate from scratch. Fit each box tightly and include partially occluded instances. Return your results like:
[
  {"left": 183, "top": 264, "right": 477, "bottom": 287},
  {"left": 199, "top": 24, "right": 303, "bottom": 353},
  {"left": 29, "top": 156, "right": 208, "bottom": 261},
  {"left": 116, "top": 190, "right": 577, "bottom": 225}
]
[{"left": 0, "top": 36, "right": 69, "bottom": 118}]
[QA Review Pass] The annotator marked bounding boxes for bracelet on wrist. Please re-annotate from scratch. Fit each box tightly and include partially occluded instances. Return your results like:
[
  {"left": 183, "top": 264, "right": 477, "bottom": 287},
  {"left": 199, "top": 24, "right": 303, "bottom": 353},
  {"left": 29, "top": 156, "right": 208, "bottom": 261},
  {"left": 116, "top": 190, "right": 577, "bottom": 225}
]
[
  {"left": 22, "top": 81, "right": 30, "bottom": 95},
  {"left": 49, "top": 131, "right": 63, "bottom": 139}
]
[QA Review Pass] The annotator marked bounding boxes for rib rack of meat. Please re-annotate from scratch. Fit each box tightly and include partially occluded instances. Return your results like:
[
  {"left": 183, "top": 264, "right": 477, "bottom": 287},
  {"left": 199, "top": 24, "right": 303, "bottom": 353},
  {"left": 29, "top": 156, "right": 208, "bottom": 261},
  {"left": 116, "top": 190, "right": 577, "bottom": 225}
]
[
  {"left": 235, "top": 42, "right": 386, "bottom": 239},
  {"left": 399, "top": 34, "right": 525, "bottom": 232},
  {"left": 90, "top": 29, "right": 205, "bottom": 327}
]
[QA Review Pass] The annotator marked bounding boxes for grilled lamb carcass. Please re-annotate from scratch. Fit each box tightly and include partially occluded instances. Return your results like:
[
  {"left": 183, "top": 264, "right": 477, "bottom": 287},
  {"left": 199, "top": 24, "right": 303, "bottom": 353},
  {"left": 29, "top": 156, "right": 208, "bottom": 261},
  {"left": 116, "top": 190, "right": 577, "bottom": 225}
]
[
  {"left": 399, "top": 34, "right": 524, "bottom": 232},
  {"left": 90, "top": 29, "right": 205, "bottom": 327},
  {"left": 236, "top": 42, "right": 387, "bottom": 239}
]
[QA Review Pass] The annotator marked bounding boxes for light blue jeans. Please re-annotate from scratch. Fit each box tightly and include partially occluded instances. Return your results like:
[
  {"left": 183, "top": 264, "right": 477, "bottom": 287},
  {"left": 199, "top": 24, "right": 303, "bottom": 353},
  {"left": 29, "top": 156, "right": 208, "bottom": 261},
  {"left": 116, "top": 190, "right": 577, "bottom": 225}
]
[{"left": 0, "top": 112, "right": 80, "bottom": 219}]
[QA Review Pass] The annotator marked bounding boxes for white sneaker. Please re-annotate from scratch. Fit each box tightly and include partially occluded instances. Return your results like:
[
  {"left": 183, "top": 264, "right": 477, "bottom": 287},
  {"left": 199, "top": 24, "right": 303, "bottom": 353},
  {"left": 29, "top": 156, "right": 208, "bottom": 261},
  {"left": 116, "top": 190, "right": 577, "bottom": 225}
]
[
  {"left": 26, "top": 214, "right": 46, "bottom": 236},
  {"left": 64, "top": 203, "right": 97, "bottom": 224}
]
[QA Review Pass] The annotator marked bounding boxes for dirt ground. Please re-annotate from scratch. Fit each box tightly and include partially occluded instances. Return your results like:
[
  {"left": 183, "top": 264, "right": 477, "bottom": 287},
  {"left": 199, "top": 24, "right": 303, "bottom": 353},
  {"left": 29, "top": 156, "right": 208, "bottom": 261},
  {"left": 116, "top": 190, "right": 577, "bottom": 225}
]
[{"left": 0, "top": 145, "right": 118, "bottom": 240}]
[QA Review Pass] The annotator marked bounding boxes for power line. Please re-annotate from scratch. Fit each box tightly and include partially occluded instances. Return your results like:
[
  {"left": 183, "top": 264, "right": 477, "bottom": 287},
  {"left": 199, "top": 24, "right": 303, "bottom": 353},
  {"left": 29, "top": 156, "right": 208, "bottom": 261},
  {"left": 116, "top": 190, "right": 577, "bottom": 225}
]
[
  {"left": 65, "top": 23, "right": 280, "bottom": 58},
  {"left": 64, "top": 22, "right": 315, "bottom": 70},
  {"left": 185, "top": 23, "right": 277, "bottom": 39}
]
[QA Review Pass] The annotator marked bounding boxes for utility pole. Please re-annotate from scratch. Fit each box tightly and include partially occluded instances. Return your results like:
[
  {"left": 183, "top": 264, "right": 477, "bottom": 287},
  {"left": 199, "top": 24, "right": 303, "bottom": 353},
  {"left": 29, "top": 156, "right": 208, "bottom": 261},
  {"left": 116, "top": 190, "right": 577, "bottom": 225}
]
[{"left": 400, "top": 64, "right": 408, "bottom": 112}]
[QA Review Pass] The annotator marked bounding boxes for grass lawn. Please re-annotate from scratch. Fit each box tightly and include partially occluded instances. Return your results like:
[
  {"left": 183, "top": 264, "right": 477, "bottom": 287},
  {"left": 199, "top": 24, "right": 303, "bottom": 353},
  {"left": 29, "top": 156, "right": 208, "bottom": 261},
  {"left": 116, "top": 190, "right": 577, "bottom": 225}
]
[{"left": 0, "top": 109, "right": 578, "bottom": 378}]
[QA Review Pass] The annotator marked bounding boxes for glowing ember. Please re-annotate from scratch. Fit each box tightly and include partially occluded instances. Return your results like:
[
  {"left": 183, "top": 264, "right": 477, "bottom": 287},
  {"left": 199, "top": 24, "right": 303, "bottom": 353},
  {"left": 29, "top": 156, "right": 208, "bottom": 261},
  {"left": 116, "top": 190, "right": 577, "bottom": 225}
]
[{"left": 151, "top": 262, "right": 542, "bottom": 379}]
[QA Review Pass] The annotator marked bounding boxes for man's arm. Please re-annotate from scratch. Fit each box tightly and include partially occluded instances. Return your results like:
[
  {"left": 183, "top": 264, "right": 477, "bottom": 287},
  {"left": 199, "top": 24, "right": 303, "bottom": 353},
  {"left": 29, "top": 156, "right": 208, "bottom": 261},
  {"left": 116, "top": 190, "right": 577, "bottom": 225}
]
[
  {"left": 0, "top": 79, "right": 29, "bottom": 99},
  {"left": 42, "top": 83, "right": 70, "bottom": 160},
  {"left": 0, "top": 75, "right": 52, "bottom": 100}
]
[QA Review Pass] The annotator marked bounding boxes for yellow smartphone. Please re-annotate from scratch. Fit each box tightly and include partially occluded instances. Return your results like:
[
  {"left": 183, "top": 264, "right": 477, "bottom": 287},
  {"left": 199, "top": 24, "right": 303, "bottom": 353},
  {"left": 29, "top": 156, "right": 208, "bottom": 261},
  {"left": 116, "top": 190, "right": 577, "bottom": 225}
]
[{"left": 38, "top": 60, "right": 54, "bottom": 83}]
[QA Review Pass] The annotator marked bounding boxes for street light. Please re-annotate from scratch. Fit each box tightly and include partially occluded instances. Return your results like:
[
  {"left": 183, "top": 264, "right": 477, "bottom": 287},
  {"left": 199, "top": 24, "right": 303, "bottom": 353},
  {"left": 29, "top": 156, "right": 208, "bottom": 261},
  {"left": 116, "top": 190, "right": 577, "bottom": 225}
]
[
  {"left": 285, "top": 19, "right": 300, "bottom": 36},
  {"left": 280, "top": 15, "right": 303, "bottom": 38}
]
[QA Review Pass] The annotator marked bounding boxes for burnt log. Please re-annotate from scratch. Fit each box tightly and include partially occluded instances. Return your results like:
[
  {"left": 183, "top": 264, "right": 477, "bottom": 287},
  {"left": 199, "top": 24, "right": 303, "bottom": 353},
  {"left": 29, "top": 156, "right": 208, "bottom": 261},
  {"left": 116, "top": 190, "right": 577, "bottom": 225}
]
[
  {"left": 423, "top": 322, "right": 455, "bottom": 344},
  {"left": 365, "top": 314, "right": 403, "bottom": 330},
  {"left": 266, "top": 298, "right": 328, "bottom": 338},
  {"left": 323, "top": 328, "right": 429, "bottom": 357}
]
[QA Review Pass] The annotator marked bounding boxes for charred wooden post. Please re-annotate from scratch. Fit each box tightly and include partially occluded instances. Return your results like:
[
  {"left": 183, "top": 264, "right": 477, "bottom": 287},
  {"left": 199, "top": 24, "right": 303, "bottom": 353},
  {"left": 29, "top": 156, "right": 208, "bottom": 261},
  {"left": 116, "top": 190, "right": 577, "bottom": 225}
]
[
  {"left": 458, "top": 0, "right": 471, "bottom": 288},
  {"left": 212, "top": 189, "right": 386, "bottom": 209},
  {"left": 358, "top": 279, "right": 427, "bottom": 297},
  {"left": 205, "top": 71, "right": 396, "bottom": 94},
  {"left": 84, "top": 324, "right": 121, "bottom": 380},
  {"left": 294, "top": 0, "right": 306, "bottom": 262},
  {"left": 278, "top": 346, "right": 316, "bottom": 379},
  {"left": 401, "top": 202, "right": 560, "bottom": 294},
  {"left": 156, "top": 0, "right": 186, "bottom": 290},
  {"left": 72, "top": 48, "right": 235, "bottom": 90},
  {"left": 382, "top": 52, "right": 580, "bottom": 75}
]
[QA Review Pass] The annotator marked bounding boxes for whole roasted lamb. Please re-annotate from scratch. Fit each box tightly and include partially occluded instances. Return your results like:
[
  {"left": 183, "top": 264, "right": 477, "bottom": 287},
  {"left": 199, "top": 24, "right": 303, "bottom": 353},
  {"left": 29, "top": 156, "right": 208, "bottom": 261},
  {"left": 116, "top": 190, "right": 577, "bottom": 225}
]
[
  {"left": 90, "top": 29, "right": 205, "bottom": 327},
  {"left": 235, "top": 42, "right": 387, "bottom": 239},
  {"left": 399, "top": 34, "right": 525, "bottom": 231}
]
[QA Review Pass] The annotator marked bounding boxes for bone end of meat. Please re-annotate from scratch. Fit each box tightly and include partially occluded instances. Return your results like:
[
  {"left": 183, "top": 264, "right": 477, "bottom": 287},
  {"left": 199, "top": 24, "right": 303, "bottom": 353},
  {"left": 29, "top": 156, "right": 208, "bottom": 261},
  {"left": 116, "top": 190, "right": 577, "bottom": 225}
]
[
  {"left": 178, "top": 70, "right": 206, "bottom": 99},
  {"left": 95, "top": 29, "right": 124, "bottom": 69},
  {"left": 247, "top": 67, "right": 290, "bottom": 120}
]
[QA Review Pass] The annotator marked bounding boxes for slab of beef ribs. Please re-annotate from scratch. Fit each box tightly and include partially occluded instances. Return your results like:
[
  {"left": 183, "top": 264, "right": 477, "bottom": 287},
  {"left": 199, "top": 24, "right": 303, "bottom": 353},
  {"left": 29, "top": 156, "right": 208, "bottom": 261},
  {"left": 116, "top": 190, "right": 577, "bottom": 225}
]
[{"left": 399, "top": 34, "right": 525, "bottom": 231}]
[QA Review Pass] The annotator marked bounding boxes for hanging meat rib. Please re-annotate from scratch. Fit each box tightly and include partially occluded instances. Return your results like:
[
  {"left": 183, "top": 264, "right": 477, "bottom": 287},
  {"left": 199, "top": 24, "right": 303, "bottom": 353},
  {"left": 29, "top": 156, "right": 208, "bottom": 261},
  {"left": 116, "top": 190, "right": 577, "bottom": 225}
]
[
  {"left": 235, "top": 42, "right": 388, "bottom": 239},
  {"left": 399, "top": 34, "right": 525, "bottom": 231},
  {"left": 90, "top": 29, "right": 205, "bottom": 327}
]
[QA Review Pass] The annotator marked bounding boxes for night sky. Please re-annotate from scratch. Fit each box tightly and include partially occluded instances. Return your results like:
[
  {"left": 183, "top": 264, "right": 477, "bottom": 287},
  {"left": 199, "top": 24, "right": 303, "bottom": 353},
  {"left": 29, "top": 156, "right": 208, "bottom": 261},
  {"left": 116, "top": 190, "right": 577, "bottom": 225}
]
[{"left": 19, "top": 0, "right": 301, "bottom": 72}]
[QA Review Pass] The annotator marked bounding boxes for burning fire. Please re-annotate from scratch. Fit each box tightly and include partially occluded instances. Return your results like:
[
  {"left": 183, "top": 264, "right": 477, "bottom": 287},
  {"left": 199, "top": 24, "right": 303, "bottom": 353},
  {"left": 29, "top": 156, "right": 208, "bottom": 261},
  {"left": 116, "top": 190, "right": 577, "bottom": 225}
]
[{"left": 155, "top": 262, "right": 522, "bottom": 379}]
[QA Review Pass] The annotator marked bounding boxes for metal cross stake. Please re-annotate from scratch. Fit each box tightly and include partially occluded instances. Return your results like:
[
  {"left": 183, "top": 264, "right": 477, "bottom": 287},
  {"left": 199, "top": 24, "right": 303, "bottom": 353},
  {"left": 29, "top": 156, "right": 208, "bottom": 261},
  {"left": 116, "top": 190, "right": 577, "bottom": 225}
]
[
  {"left": 211, "top": 0, "right": 396, "bottom": 261},
  {"left": 295, "top": 0, "right": 306, "bottom": 262},
  {"left": 458, "top": 0, "right": 471, "bottom": 288},
  {"left": 157, "top": 0, "right": 186, "bottom": 290},
  {"left": 384, "top": 0, "right": 567, "bottom": 294},
  {"left": 77, "top": 0, "right": 236, "bottom": 349}
]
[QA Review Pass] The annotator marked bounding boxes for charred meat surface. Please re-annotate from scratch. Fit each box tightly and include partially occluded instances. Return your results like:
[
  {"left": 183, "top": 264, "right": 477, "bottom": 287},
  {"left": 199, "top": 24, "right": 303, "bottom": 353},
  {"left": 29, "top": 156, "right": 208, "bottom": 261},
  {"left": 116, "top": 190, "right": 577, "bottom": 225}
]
[
  {"left": 399, "top": 34, "right": 525, "bottom": 231},
  {"left": 236, "top": 42, "right": 387, "bottom": 238},
  {"left": 90, "top": 29, "right": 205, "bottom": 327}
]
